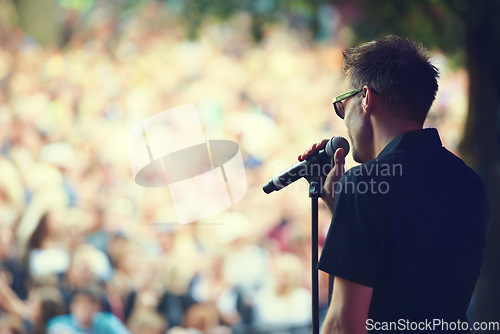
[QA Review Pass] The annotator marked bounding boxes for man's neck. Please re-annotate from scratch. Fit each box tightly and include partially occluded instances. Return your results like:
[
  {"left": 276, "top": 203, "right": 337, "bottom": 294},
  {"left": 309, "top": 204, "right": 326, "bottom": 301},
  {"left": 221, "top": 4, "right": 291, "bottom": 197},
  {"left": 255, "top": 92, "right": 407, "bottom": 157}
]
[{"left": 372, "top": 119, "right": 423, "bottom": 158}]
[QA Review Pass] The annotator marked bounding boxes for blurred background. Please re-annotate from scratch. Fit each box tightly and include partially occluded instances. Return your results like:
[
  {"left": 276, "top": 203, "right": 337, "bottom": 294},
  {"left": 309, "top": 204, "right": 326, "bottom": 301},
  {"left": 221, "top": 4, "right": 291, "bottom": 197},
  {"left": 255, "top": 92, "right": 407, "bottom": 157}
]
[{"left": 0, "top": 0, "right": 499, "bottom": 333}]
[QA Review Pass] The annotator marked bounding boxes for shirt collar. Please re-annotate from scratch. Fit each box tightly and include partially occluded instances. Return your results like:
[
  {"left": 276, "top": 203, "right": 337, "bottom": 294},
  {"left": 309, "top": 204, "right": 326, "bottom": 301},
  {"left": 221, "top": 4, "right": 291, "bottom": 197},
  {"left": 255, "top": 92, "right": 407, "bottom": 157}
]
[{"left": 377, "top": 128, "right": 442, "bottom": 158}]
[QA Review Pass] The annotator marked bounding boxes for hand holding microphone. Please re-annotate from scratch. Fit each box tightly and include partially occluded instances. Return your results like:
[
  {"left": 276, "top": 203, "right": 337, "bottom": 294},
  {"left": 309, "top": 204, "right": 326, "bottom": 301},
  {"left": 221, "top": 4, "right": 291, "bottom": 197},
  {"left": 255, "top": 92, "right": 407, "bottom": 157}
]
[
  {"left": 299, "top": 139, "right": 347, "bottom": 217},
  {"left": 262, "top": 136, "right": 349, "bottom": 205}
]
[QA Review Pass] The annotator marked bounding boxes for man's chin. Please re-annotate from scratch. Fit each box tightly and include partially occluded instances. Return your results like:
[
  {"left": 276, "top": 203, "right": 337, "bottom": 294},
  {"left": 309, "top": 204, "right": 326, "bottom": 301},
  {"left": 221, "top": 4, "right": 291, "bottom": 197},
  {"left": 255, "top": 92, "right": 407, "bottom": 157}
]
[{"left": 352, "top": 150, "right": 365, "bottom": 164}]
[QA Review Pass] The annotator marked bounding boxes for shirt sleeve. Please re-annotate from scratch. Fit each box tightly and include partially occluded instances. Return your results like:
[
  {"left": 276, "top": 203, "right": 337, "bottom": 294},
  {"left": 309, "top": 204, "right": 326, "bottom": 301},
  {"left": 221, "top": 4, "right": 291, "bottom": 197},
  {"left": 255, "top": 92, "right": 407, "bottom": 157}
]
[{"left": 317, "top": 171, "right": 389, "bottom": 287}]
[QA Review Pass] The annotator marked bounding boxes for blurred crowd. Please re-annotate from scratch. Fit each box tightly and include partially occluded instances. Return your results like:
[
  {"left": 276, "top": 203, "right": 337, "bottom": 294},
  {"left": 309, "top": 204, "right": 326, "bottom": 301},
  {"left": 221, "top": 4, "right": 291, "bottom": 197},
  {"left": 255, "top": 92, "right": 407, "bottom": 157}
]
[{"left": 0, "top": 0, "right": 469, "bottom": 333}]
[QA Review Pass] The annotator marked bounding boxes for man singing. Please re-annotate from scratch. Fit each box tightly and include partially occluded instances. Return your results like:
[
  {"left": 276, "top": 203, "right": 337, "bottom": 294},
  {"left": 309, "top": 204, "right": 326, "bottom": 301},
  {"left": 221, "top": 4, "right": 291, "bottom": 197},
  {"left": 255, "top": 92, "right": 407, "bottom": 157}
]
[{"left": 298, "top": 35, "right": 488, "bottom": 333}]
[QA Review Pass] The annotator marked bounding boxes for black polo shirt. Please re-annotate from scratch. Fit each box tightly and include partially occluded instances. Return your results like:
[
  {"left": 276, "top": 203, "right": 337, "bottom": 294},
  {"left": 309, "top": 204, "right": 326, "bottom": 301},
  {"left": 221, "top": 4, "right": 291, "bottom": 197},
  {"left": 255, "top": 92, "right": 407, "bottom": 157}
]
[{"left": 318, "top": 128, "right": 488, "bottom": 331}]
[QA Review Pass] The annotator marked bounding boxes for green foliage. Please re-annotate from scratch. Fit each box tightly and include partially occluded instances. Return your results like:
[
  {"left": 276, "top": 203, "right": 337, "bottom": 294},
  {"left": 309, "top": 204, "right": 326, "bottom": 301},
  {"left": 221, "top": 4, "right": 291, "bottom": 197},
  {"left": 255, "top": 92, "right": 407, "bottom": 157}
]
[
  {"left": 165, "top": 0, "right": 319, "bottom": 41},
  {"left": 162, "top": 0, "right": 474, "bottom": 66},
  {"left": 330, "top": 0, "right": 467, "bottom": 66},
  {"left": 58, "top": 0, "right": 94, "bottom": 12}
]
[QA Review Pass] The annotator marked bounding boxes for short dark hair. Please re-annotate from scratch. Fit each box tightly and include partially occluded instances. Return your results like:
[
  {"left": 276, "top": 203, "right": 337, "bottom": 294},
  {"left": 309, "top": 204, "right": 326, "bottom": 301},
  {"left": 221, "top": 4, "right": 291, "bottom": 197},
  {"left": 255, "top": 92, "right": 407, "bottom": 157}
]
[{"left": 343, "top": 35, "right": 439, "bottom": 123}]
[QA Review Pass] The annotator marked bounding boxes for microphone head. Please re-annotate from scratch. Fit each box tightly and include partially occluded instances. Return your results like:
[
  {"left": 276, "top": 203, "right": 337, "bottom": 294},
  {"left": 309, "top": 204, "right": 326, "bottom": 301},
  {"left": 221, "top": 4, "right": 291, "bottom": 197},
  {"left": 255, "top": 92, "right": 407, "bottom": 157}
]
[{"left": 325, "top": 136, "right": 350, "bottom": 158}]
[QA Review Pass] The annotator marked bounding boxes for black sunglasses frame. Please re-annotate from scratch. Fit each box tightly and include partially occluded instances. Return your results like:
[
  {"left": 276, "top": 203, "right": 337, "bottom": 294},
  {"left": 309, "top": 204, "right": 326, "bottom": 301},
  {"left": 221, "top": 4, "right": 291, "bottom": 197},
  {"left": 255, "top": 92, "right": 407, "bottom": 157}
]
[{"left": 332, "top": 89, "right": 362, "bottom": 119}]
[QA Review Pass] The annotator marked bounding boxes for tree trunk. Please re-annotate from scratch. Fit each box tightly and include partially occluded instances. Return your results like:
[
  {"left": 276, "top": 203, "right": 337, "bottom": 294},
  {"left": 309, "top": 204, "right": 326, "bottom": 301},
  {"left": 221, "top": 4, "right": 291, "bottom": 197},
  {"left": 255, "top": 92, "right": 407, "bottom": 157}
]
[{"left": 458, "top": 1, "right": 500, "bottom": 329}]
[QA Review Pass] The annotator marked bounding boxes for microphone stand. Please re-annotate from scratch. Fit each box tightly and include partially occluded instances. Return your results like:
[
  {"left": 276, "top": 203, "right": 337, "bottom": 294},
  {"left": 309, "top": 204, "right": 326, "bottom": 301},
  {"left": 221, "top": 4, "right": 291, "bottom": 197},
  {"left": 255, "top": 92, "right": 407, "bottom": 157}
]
[
  {"left": 264, "top": 154, "right": 340, "bottom": 334},
  {"left": 308, "top": 178, "right": 322, "bottom": 334}
]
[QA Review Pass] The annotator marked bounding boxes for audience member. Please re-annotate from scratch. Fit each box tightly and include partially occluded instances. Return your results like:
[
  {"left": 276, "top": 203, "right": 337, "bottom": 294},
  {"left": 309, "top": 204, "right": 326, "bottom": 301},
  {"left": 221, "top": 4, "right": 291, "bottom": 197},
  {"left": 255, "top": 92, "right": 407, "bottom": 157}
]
[{"left": 46, "top": 286, "right": 129, "bottom": 333}]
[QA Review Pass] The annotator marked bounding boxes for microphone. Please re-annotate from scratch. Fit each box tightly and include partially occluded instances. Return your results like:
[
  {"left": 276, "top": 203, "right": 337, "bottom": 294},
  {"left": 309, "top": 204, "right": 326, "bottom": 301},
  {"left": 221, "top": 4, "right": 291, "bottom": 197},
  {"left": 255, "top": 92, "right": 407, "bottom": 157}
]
[{"left": 262, "top": 136, "right": 350, "bottom": 194}]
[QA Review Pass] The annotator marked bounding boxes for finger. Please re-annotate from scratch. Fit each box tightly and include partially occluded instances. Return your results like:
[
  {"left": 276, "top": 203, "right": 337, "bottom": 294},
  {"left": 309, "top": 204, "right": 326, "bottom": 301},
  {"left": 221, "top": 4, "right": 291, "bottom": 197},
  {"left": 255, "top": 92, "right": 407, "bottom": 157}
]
[
  {"left": 298, "top": 139, "right": 330, "bottom": 161},
  {"left": 316, "top": 139, "right": 329, "bottom": 150},
  {"left": 334, "top": 147, "right": 345, "bottom": 165},
  {"left": 334, "top": 148, "right": 345, "bottom": 177},
  {"left": 324, "top": 148, "right": 345, "bottom": 191},
  {"left": 321, "top": 147, "right": 347, "bottom": 213}
]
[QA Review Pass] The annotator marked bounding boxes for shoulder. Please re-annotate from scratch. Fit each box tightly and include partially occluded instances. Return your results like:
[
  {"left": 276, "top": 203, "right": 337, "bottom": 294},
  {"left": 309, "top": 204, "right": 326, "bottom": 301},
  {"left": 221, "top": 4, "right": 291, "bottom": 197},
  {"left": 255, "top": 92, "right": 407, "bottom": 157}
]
[
  {"left": 94, "top": 312, "right": 130, "bottom": 333},
  {"left": 444, "top": 149, "right": 482, "bottom": 177},
  {"left": 439, "top": 148, "right": 486, "bottom": 196},
  {"left": 46, "top": 315, "right": 76, "bottom": 332}
]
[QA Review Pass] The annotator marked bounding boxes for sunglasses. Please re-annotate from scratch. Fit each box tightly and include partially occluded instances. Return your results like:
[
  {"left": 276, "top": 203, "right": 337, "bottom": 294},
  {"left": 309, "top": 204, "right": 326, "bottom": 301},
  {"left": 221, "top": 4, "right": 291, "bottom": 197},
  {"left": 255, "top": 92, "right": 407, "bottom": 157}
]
[{"left": 332, "top": 89, "right": 362, "bottom": 119}]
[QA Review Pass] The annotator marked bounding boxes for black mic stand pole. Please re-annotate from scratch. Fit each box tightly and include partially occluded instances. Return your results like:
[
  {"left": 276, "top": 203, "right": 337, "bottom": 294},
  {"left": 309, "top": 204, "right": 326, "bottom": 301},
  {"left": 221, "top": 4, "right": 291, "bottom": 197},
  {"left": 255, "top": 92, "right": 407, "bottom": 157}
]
[{"left": 309, "top": 179, "right": 322, "bottom": 334}]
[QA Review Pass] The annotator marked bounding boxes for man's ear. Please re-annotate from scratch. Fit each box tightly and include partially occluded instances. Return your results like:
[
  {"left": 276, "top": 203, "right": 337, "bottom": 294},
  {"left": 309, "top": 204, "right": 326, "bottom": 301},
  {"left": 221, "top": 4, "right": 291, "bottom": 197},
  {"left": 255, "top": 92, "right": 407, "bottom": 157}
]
[{"left": 362, "top": 86, "right": 372, "bottom": 113}]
